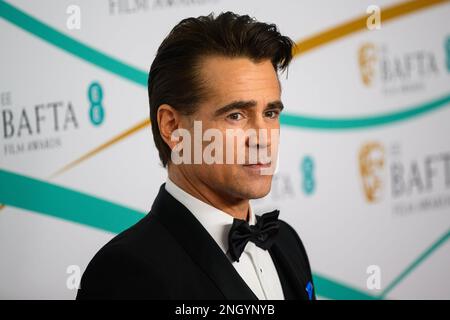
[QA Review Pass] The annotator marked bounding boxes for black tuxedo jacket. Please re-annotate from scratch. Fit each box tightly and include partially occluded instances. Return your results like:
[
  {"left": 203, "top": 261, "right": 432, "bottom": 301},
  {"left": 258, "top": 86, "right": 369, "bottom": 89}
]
[{"left": 76, "top": 183, "right": 315, "bottom": 300}]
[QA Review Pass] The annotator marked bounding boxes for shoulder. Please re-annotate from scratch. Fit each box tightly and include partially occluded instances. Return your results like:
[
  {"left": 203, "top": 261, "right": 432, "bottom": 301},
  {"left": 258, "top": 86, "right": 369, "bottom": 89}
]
[
  {"left": 278, "top": 219, "right": 309, "bottom": 257},
  {"left": 77, "top": 214, "right": 171, "bottom": 299}
]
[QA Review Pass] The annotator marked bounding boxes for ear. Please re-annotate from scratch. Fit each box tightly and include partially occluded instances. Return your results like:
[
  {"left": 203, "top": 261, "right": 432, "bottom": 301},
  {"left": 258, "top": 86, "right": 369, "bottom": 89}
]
[{"left": 157, "top": 104, "right": 181, "bottom": 150}]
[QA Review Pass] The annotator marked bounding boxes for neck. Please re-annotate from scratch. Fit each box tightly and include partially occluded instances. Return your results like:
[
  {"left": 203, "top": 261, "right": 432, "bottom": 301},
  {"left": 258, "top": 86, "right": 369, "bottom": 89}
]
[{"left": 168, "top": 166, "right": 249, "bottom": 221}]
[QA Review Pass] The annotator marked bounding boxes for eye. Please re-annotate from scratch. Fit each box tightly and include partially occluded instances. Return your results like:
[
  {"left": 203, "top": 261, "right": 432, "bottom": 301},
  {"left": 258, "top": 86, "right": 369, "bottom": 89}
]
[
  {"left": 265, "top": 110, "right": 280, "bottom": 119},
  {"left": 227, "top": 112, "right": 244, "bottom": 121}
]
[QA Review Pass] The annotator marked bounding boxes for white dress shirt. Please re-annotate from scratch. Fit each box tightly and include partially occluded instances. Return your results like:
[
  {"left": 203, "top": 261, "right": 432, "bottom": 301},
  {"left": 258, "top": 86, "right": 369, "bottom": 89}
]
[{"left": 165, "top": 177, "right": 285, "bottom": 300}]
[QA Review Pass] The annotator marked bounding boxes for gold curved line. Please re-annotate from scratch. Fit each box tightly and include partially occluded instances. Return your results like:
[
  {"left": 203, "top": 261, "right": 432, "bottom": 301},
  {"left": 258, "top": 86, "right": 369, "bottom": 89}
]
[
  {"left": 293, "top": 0, "right": 449, "bottom": 56},
  {"left": 51, "top": 0, "right": 449, "bottom": 177},
  {"left": 50, "top": 119, "right": 150, "bottom": 178}
]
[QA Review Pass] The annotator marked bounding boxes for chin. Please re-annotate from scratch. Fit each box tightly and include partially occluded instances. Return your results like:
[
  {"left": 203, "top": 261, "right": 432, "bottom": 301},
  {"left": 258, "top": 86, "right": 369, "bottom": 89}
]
[{"left": 240, "top": 180, "right": 272, "bottom": 199}]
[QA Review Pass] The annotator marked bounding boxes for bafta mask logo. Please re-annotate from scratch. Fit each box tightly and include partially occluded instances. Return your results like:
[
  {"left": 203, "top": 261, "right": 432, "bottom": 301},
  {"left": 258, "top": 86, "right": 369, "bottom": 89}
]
[
  {"left": 359, "top": 142, "right": 385, "bottom": 203},
  {"left": 358, "top": 43, "right": 378, "bottom": 86}
]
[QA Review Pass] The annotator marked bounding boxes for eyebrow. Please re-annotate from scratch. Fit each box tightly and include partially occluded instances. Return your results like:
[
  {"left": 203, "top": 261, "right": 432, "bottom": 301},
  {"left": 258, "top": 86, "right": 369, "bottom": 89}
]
[{"left": 213, "top": 100, "right": 284, "bottom": 117}]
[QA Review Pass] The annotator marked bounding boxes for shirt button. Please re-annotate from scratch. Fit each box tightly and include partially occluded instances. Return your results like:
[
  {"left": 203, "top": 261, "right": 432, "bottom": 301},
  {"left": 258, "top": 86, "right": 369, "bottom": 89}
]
[{"left": 260, "top": 268, "right": 263, "bottom": 273}]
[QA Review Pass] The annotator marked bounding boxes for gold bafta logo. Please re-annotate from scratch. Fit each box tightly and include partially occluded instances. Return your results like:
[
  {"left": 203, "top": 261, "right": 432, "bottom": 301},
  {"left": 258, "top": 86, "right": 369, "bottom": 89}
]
[
  {"left": 358, "top": 43, "right": 377, "bottom": 86},
  {"left": 359, "top": 142, "right": 385, "bottom": 203}
]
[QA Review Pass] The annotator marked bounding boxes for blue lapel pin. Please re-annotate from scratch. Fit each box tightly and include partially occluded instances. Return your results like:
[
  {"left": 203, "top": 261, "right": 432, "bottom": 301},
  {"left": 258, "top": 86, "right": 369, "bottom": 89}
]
[{"left": 305, "top": 281, "right": 313, "bottom": 300}]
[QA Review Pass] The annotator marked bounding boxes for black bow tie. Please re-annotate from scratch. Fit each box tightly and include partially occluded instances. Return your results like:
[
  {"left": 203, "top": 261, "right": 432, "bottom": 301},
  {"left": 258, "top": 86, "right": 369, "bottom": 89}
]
[{"left": 228, "top": 210, "right": 280, "bottom": 262}]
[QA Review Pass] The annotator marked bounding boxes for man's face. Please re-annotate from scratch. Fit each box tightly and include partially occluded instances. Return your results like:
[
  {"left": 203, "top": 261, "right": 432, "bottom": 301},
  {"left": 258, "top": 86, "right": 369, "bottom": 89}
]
[{"left": 175, "top": 56, "right": 282, "bottom": 201}]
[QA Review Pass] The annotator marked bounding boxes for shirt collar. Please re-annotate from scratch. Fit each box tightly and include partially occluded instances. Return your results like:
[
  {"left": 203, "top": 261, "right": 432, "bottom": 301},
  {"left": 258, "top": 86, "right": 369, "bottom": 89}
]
[{"left": 165, "top": 177, "right": 255, "bottom": 254}]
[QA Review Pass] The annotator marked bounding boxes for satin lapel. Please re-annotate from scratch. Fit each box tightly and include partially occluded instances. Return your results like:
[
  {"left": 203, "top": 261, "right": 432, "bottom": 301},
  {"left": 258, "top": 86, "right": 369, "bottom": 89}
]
[
  {"left": 268, "top": 242, "right": 309, "bottom": 300},
  {"left": 150, "top": 184, "right": 258, "bottom": 300}
]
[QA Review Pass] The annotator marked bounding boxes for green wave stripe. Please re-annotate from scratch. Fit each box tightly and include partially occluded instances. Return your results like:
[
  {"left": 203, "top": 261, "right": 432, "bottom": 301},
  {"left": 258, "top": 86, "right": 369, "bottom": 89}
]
[
  {"left": 313, "top": 274, "right": 379, "bottom": 300},
  {"left": 0, "top": 0, "right": 147, "bottom": 86},
  {"left": 379, "top": 229, "right": 450, "bottom": 298},
  {"left": 280, "top": 93, "right": 450, "bottom": 129},
  {"left": 1, "top": 0, "right": 449, "bottom": 129},
  {"left": 0, "top": 169, "right": 144, "bottom": 234},
  {"left": 0, "top": 168, "right": 377, "bottom": 300}
]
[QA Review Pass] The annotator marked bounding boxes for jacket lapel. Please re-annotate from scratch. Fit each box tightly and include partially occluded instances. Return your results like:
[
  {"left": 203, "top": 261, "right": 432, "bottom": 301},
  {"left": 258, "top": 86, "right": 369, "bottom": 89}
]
[
  {"left": 150, "top": 184, "right": 258, "bottom": 300},
  {"left": 254, "top": 213, "right": 309, "bottom": 300},
  {"left": 269, "top": 242, "right": 309, "bottom": 300}
]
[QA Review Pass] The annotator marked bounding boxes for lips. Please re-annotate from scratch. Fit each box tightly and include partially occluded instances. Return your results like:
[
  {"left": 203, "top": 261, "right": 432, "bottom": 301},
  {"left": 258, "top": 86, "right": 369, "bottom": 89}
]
[{"left": 242, "top": 162, "right": 272, "bottom": 169}]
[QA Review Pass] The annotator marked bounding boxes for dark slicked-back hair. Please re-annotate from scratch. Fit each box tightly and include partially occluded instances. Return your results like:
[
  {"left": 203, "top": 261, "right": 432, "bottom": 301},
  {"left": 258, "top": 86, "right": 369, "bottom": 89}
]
[{"left": 148, "top": 12, "right": 295, "bottom": 167}]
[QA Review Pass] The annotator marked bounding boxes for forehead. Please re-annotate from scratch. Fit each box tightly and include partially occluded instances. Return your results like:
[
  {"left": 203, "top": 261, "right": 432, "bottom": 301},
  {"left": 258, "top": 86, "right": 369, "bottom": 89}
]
[{"left": 199, "top": 56, "right": 281, "bottom": 104}]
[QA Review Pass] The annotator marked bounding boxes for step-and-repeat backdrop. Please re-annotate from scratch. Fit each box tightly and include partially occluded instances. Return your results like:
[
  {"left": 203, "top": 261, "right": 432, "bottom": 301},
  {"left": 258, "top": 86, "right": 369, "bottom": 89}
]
[{"left": 1, "top": 0, "right": 449, "bottom": 299}]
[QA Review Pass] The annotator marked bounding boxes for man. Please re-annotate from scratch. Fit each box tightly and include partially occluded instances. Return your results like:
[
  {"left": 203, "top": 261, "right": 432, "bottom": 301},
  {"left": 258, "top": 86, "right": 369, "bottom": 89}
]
[{"left": 77, "top": 12, "right": 315, "bottom": 300}]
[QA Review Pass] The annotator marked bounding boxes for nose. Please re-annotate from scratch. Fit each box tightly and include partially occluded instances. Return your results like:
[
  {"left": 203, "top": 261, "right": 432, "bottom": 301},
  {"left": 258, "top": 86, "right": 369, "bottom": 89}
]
[{"left": 246, "top": 114, "right": 272, "bottom": 150}]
